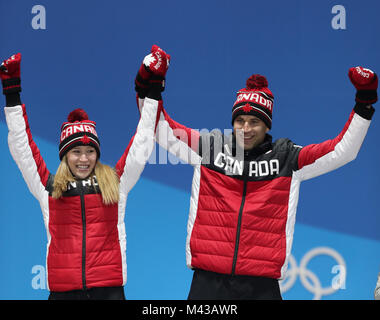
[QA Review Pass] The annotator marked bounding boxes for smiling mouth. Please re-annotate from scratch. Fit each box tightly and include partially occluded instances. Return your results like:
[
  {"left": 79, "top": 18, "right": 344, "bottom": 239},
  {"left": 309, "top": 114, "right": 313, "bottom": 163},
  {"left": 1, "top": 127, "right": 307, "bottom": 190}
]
[{"left": 76, "top": 165, "right": 90, "bottom": 170}]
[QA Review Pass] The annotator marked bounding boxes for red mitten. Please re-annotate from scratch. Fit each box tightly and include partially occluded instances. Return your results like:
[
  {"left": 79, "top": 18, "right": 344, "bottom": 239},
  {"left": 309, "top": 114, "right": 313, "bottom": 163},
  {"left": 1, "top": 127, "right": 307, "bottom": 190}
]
[
  {"left": 0, "top": 53, "right": 22, "bottom": 95},
  {"left": 145, "top": 45, "right": 170, "bottom": 78},
  {"left": 135, "top": 45, "right": 170, "bottom": 98},
  {"left": 348, "top": 66, "right": 378, "bottom": 104}
]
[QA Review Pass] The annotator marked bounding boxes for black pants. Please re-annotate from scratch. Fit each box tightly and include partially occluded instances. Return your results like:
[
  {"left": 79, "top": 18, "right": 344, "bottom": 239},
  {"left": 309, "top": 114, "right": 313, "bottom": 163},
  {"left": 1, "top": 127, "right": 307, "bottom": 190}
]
[
  {"left": 48, "top": 286, "right": 125, "bottom": 300},
  {"left": 188, "top": 269, "right": 282, "bottom": 300}
]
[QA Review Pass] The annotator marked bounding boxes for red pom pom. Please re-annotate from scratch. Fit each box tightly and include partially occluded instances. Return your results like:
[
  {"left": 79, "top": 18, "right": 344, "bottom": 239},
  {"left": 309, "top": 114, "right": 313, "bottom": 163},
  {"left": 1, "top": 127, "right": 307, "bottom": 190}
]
[
  {"left": 246, "top": 74, "right": 268, "bottom": 89},
  {"left": 67, "top": 108, "right": 89, "bottom": 122}
]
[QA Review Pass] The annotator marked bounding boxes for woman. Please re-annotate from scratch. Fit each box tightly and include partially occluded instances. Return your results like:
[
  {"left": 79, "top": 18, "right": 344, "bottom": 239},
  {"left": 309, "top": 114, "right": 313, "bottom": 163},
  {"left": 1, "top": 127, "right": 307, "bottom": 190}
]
[{"left": 0, "top": 52, "right": 166, "bottom": 299}]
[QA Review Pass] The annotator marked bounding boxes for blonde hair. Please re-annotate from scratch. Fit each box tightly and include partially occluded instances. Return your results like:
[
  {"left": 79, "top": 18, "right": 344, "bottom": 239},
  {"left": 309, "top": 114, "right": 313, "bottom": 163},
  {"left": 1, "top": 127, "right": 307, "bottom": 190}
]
[{"left": 52, "top": 155, "right": 120, "bottom": 205}]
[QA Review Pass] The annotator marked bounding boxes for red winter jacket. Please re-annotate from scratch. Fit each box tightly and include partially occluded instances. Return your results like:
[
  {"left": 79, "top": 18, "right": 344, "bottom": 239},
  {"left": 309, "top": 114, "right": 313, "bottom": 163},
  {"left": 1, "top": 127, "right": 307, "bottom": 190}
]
[
  {"left": 138, "top": 97, "right": 374, "bottom": 279},
  {"left": 5, "top": 98, "right": 159, "bottom": 291}
]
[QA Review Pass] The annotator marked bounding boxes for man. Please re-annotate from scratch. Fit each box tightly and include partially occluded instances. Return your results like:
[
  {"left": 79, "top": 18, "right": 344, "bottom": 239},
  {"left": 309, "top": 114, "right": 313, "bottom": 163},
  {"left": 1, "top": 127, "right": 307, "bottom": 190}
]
[{"left": 135, "top": 46, "right": 377, "bottom": 300}]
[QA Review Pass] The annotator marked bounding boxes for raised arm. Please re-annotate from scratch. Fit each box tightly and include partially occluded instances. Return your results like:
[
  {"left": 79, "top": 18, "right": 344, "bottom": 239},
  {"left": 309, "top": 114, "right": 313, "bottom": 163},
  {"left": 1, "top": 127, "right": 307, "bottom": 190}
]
[
  {"left": 1, "top": 54, "right": 50, "bottom": 201},
  {"left": 115, "top": 95, "right": 162, "bottom": 196},
  {"left": 134, "top": 45, "right": 201, "bottom": 166},
  {"left": 295, "top": 66, "right": 377, "bottom": 181},
  {"left": 114, "top": 47, "right": 171, "bottom": 195}
]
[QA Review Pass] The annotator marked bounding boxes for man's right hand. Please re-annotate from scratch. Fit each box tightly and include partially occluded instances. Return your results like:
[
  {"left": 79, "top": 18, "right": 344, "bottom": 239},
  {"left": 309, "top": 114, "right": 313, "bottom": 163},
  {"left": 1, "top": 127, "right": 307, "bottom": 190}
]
[{"left": 0, "top": 53, "right": 22, "bottom": 95}]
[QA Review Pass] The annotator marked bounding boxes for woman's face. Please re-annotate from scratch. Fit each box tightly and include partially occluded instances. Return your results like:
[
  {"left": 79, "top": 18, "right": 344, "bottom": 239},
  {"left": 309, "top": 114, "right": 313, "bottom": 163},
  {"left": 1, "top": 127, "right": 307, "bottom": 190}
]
[{"left": 66, "top": 146, "right": 97, "bottom": 179}]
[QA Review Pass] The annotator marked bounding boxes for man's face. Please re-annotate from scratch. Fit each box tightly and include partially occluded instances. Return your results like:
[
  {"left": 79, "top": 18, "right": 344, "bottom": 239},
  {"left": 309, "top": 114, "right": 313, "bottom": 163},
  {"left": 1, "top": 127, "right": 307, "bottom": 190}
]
[{"left": 233, "top": 115, "right": 269, "bottom": 151}]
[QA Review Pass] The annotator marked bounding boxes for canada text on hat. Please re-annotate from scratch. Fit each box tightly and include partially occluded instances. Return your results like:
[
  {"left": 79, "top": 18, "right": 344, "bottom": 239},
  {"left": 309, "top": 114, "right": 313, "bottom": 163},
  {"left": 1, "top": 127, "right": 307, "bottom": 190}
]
[
  {"left": 231, "top": 74, "right": 274, "bottom": 129},
  {"left": 233, "top": 91, "right": 273, "bottom": 112},
  {"left": 58, "top": 108, "right": 101, "bottom": 160},
  {"left": 60, "top": 122, "right": 98, "bottom": 142}
]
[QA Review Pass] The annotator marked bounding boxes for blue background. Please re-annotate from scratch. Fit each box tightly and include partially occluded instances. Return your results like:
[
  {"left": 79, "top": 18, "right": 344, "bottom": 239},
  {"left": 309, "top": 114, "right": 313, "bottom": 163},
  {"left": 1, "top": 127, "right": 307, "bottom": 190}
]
[{"left": 0, "top": 0, "right": 379, "bottom": 299}]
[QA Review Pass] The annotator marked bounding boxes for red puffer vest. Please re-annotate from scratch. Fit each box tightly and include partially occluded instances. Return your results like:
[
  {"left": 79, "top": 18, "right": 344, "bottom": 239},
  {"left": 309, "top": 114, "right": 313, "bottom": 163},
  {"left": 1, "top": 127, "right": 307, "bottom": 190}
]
[
  {"left": 46, "top": 176, "right": 123, "bottom": 291},
  {"left": 188, "top": 134, "right": 300, "bottom": 279}
]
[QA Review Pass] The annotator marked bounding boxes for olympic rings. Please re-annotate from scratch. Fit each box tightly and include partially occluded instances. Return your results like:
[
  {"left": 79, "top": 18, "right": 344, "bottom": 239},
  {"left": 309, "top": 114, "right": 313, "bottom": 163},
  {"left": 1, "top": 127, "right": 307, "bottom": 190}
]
[{"left": 280, "top": 247, "right": 346, "bottom": 300}]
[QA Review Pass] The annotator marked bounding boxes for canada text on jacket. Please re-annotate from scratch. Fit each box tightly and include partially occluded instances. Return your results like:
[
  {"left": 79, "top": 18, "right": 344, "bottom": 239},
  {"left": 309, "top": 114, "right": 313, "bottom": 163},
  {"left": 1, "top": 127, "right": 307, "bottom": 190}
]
[{"left": 214, "top": 152, "right": 280, "bottom": 177}]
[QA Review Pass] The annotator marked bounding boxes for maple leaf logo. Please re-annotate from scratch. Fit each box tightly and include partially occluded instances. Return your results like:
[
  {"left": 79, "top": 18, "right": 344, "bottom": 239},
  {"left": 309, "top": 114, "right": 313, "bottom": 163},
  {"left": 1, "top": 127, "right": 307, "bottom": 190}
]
[
  {"left": 80, "top": 135, "right": 90, "bottom": 144},
  {"left": 242, "top": 103, "right": 252, "bottom": 113},
  {"left": 143, "top": 54, "right": 156, "bottom": 68}
]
